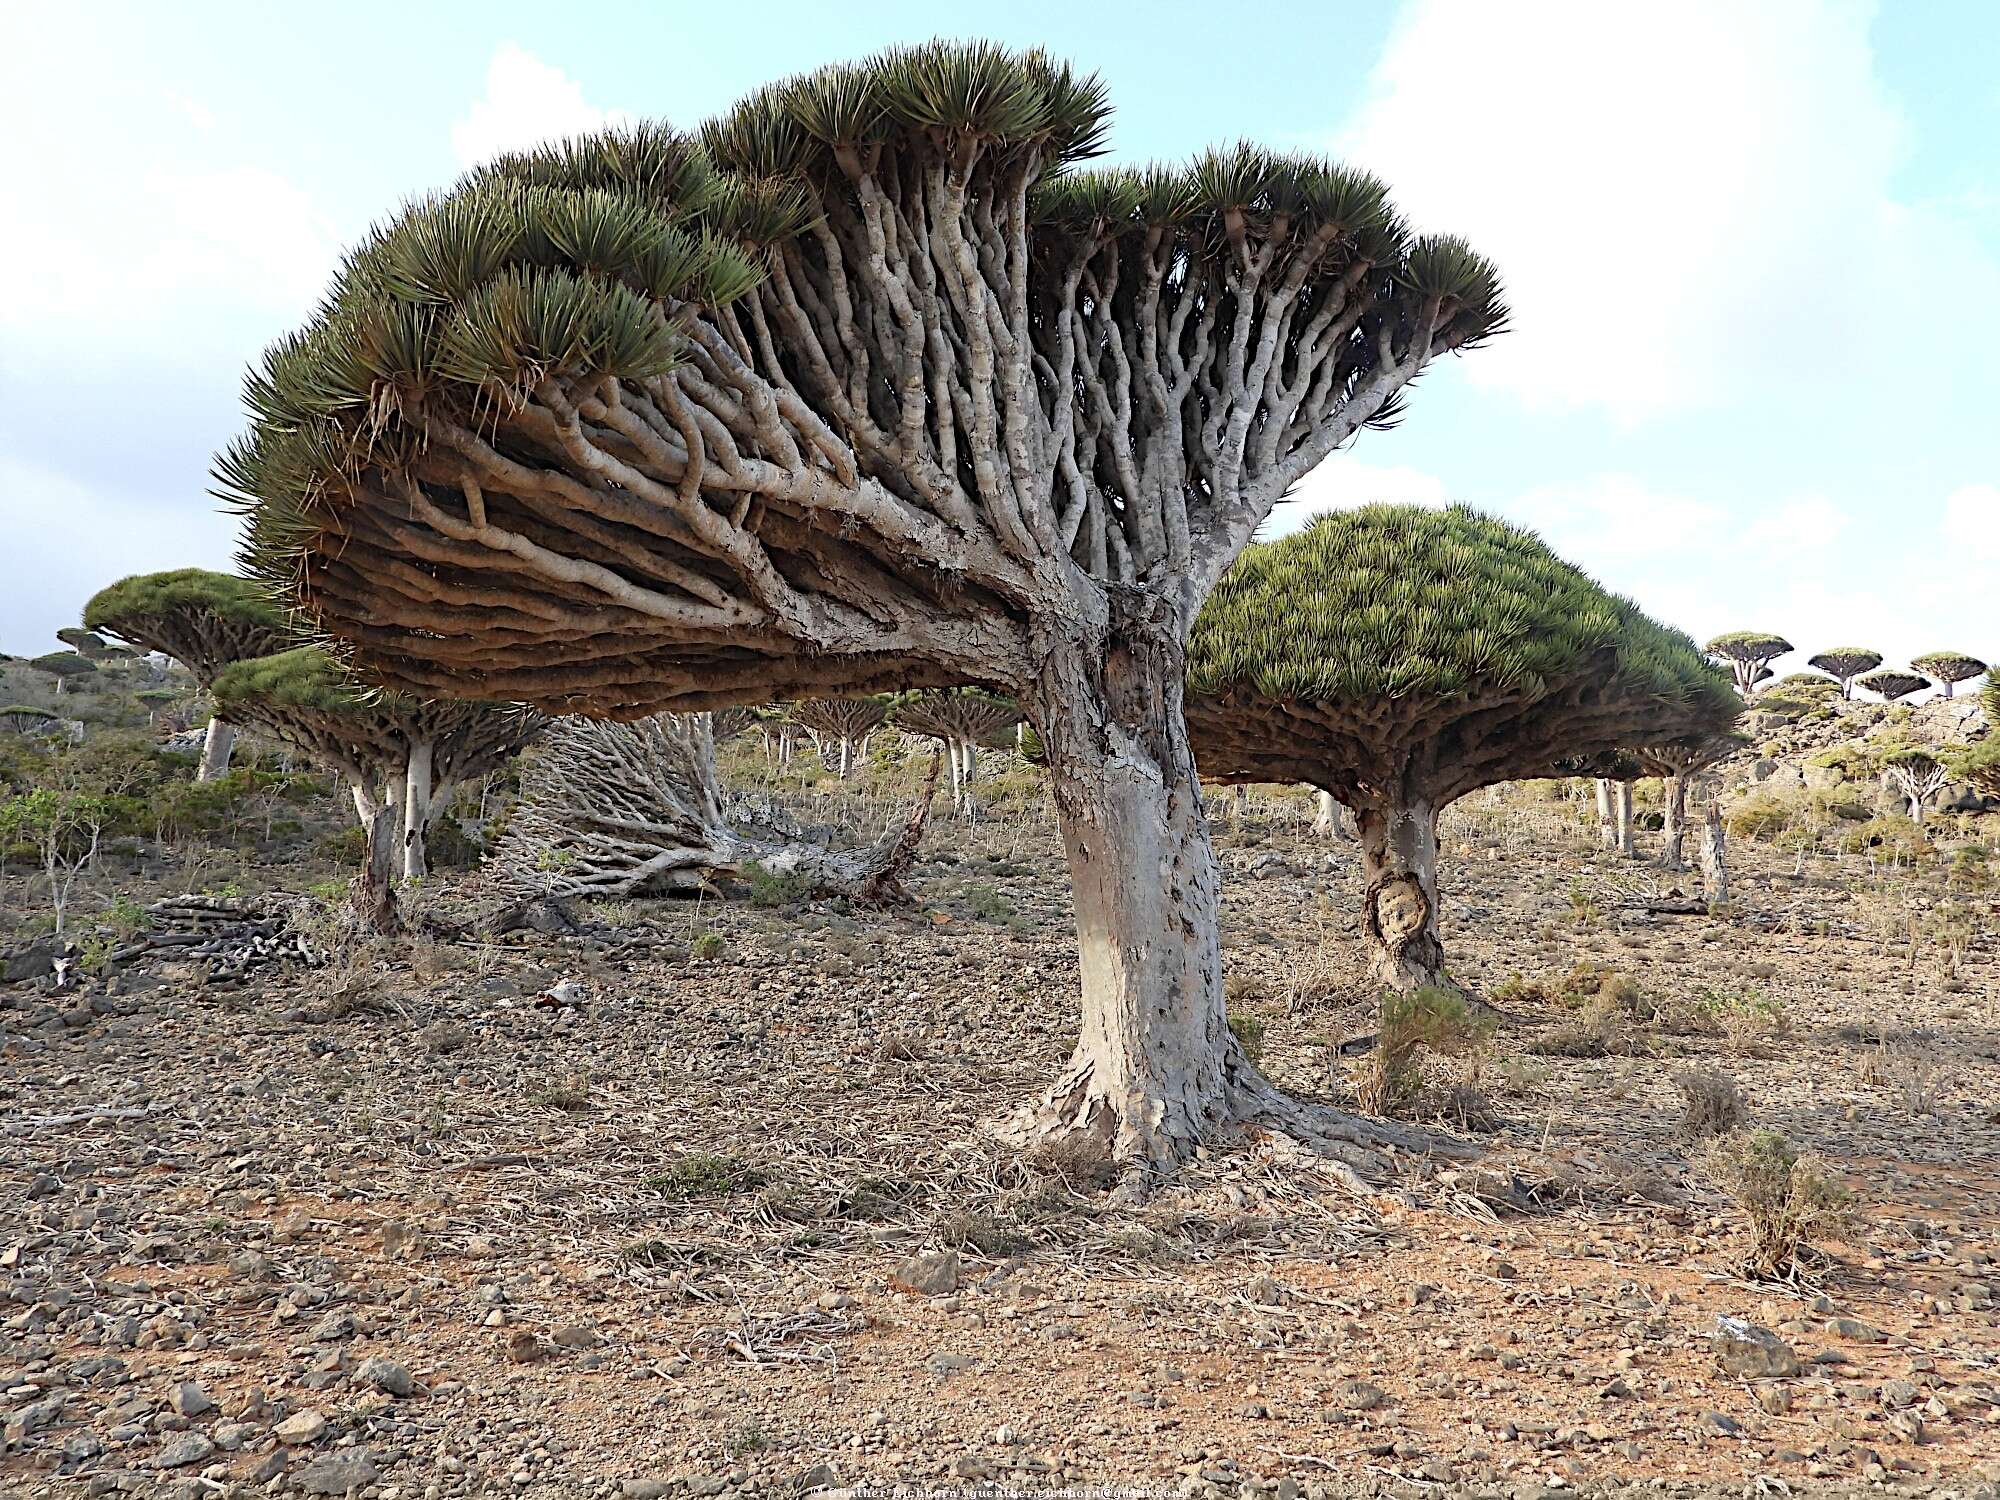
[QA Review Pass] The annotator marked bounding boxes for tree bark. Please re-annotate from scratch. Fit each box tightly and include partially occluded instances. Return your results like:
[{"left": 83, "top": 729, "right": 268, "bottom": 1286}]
[
  {"left": 1595, "top": 778, "right": 1616, "bottom": 849},
  {"left": 1661, "top": 774, "right": 1689, "bottom": 870},
  {"left": 1003, "top": 594, "right": 1244, "bottom": 1172},
  {"left": 958, "top": 740, "right": 982, "bottom": 818},
  {"left": 1356, "top": 797, "right": 1447, "bottom": 993},
  {"left": 1700, "top": 801, "right": 1728, "bottom": 912},
  {"left": 1614, "top": 780, "right": 1635, "bottom": 858},
  {"left": 197, "top": 718, "right": 236, "bottom": 783},
  {"left": 354, "top": 803, "right": 400, "bottom": 934},
  {"left": 403, "top": 738, "right": 433, "bottom": 880}
]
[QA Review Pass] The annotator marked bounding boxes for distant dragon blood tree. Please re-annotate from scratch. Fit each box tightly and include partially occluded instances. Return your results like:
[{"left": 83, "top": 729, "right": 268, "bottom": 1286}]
[
  {"left": 85, "top": 569, "right": 294, "bottom": 781},
  {"left": 1880, "top": 747, "right": 1950, "bottom": 824},
  {"left": 785, "top": 696, "right": 889, "bottom": 779},
  {"left": 1909, "top": 652, "right": 1987, "bottom": 700},
  {"left": 1858, "top": 669, "right": 1929, "bottom": 703},
  {"left": 219, "top": 42, "right": 1504, "bottom": 1175},
  {"left": 1954, "top": 682, "right": 2000, "bottom": 797},
  {"left": 890, "top": 688, "right": 1020, "bottom": 814},
  {"left": 1637, "top": 733, "right": 1743, "bottom": 871},
  {"left": 1806, "top": 648, "right": 1881, "bottom": 701},
  {"left": 1186, "top": 506, "right": 1739, "bottom": 995},
  {"left": 30, "top": 652, "right": 98, "bottom": 698},
  {"left": 1705, "top": 632, "right": 1792, "bottom": 697},
  {"left": 212, "top": 647, "right": 543, "bottom": 914}
]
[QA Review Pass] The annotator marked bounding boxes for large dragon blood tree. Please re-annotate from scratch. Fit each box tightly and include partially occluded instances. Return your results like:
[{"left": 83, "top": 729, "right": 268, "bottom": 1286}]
[
  {"left": 211, "top": 647, "right": 543, "bottom": 895},
  {"left": 85, "top": 569, "right": 294, "bottom": 781},
  {"left": 1185, "top": 506, "right": 1739, "bottom": 995},
  {"left": 220, "top": 42, "right": 1504, "bottom": 1173}
]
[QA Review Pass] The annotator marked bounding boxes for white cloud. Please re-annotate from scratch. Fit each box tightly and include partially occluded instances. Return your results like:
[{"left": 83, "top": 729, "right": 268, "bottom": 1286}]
[
  {"left": 1337, "top": 0, "right": 2000, "bottom": 421},
  {"left": 1509, "top": 474, "right": 1727, "bottom": 567},
  {"left": 452, "top": 44, "right": 629, "bottom": 168},
  {"left": 1943, "top": 484, "right": 1999, "bottom": 559},
  {"left": 1262, "top": 456, "right": 1451, "bottom": 537}
]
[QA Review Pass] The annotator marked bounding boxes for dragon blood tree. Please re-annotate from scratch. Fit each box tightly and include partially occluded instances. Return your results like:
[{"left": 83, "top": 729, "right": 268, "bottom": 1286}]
[
  {"left": 212, "top": 647, "right": 543, "bottom": 896},
  {"left": 890, "top": 688, "right": 1020, "bottom": 814},
  {"left": 1186, "top": 506, "right": 1739, "bottom": 994},
  {"left": 1807, "top": 648, "right": 1881, "bottom": 701},
  {"left": 85, "top": 569, "right": 293, "bottom": 781},
  {"left": 1880, "top": 746, "right": 1950, "bottom": 824},
  {"left": 786, "top": 696, "right": 890, "bottom": 779},
  {"left": 1858, "top": 669, "right": 1930, "bottom": 703},
  {"left": 1637, "top": 733, "right": 1744, "bottom": 871},
  {"left": 220, "top": 43, "right": 1504, "bottom": 1172},
  {"left": 28, "top": 652, "right": 96, "bottom": 698},
  {"left": 1953, "top": 682, "right": 2000, "bottom": 798},
  {"left": 1909, "top": 652, "right": 1987, "bottom": 700},
  {"left": 1705, "top": 632, "right": 1792, "bottom": 697}
]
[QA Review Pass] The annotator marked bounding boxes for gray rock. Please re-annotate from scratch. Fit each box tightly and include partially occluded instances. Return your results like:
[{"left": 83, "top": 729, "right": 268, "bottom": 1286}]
[
  {"left": 273, "top": 1408, "right": 328, "bottom": 1444},
  {"left": 306, "top": 1311, "right": 355, "bottom": 1342},
  {"left": 622, "top": 1483, "right": 674, "bottom": 1500},
  {"left": 355, "top": 1356, "right": 413, "bottom": 1397},
  {"left": 153, "top": 1433, "right": 214, "bottom": 1469},
  {"left": 3, "top": 936, "right": 66, "bottom": 984},
  {"left": 927, "top": 1351, "right": 977, "bottom": 1375},
  {"left": 891, "top": 1249, "right": 960, "bottom": 1297},
  {"left": 1826, "top": 1316, "right": 1886, "bottom": 1342},
  {"left": 797, "top": 1464, "right": 841, "bottom": 1494},
  {"left": 1332, "top": 1378, "right": 1386, "bottom": 1411},
  {"left": 1879, "top": 1378, "right": 1920, "bottom": 1410},
  {"left": 550, "top": 1323, "right": 598, "bottom": 1349},
  {"left": 1712, "top": 1317, "right": 1801, "bottom": 1379},
  {"left": 167, "top": 1381, "right": 213, "bottom": 1417},
  {"left": 296, "top": 1448, "right": 379, "bottom": 1495}
]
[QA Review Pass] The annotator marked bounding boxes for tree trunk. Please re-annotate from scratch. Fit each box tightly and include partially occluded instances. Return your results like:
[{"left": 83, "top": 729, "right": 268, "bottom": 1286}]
[
  {"left": 1312, "top": 789, "right": 1353, "bottom": 840},
  {"left": 1356, "top": 797, "right": 1447, "bottom": 993},
  {"left": 197, "top": 718, "right": 236, "bottom": 783},
  {"left": 959, "top": 740, "right": 982, "bottom": 819},
  {"left": 403, "top": 739, "right": 433, "bottom": 880},
  {"left": 354, "top": 803, "right": 400, "bottom": 934},
  {"left": 1595, "top": 778, "right": 1616, "bottom": 849},
  {"left": 1700, "top": 801, "right": 1728, "bottom": 912},
  {"left": 947, "top": 737, "right": 964, "bottom": 807},
  {"left": 1614, "top": 781, "right": 1635, "bottom": 858},
  {"left": 1661, "top": 774, "right": 1689, "bottom": 870}
]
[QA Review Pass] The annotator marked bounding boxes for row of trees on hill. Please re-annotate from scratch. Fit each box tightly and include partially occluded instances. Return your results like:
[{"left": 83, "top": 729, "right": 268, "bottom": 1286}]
[{"left": 1705, "top": 634, "right": 1987, "bottom": 703}]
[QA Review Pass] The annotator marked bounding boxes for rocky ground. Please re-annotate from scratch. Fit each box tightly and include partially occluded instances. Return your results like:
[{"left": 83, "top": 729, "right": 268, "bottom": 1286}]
[{"left": 3, "top": 771, "right": 1999, "bottom": 1500}]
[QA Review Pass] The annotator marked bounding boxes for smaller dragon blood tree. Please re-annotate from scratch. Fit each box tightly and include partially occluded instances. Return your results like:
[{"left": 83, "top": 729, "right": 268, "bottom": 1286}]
[
  {"left": 213, "top": 647, "right": 543, "bottom": 925},
  {"left": 1806, "top": 648, "right": 1882, "bottom": 701},
  {"left": 1187, "top": 505, "right": 1739, "bottom": 995},
  {"left": 1909, "top": 652, "right": 1987, "bottom": 701},
  {"left": 1857, "top": 669, "right": 1930, "bottom": 703},
  {"left": 85, "top": 569, "right": 294, "bottom": 781},
  {"left": 1705, "top": 632, "right": 1793, "bottom": 697}
]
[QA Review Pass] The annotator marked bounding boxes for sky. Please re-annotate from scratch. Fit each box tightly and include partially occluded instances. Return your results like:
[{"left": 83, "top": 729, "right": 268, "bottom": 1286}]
[{"left": 1, "top": 0, "right": 1994, "bottom": 690}]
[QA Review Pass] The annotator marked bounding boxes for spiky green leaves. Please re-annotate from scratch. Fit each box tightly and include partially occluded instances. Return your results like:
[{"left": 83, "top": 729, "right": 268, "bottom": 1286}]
[
  {"left": 1189, "top": 505, "right": 1731, "bottom": 713},
  {"left": 28, "top": 652, "right": 95, "bottom": 679},
  {"left": 85, "top": 569, "right": 286, "bottom": 636},
  {"left": 212, "top": 646, "right": 377, "bottom": 718},
  {"left": 702, "top": 41, "right": 1110, "bottom": 181},
  {"left": 1857, "top": 670, "right": 1929, "bottom": 702},
  {"left": 1807, "top": 648, "right": 1881, "bottom": 681}
]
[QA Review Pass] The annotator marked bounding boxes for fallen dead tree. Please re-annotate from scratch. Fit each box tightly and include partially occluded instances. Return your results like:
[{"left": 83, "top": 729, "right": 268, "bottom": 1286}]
[{"left": 492, "top": 713, "right": 936, "bottom": 902}]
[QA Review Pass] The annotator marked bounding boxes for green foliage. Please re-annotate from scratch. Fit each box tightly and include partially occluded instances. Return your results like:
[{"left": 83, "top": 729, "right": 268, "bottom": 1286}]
[
  {"left": 1705, "top": 631, "right": 1792, "bottom": 663},
  {"left": 1837, "top": 814, "right": 1931, "bottom": 862},
  {"left": 211, "top": 646, "right": 376, "bottom": 716},
  {"left": 29, "top": 652, "right": 96, "bottom": 680},
  {"left": 690, "top": 928, "right": 727, "bottom": 960},
  {"left": 1952, "top": 737, "right": 2000, "bottom": 798},
  {"left": 1725, "top": 792, "right": 1793, "bottom": 841},
  {"left": 646, "top": 1152, "right": 765, "bottom": 1200},
  {"left": 56, "top": 628, "right": 111, "bottom": 659},
  {"left": 85, "top": 569, "right": 286, "bottom": 636},
  {"left": 1188, "top": 505, "right": 1736, "bottom": 715}
]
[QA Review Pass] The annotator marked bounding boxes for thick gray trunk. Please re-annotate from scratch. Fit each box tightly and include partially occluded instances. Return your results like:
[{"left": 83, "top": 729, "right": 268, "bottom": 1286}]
[
  {"left": 1614, "top": 781, "right": 1635, "bottom": 858},
  {"left": 1700, "top": 802, "right": 1728, "bottom": 911},
  {"left": 958, "top": 739, "right": 982, "bottom": 818},
  {"left": 1594, "top": 778, "right": 1617, "bottom": 850},
  {"left": 351, "top": 781, "right": 380, "bottom": 826},
  {"left": 402, "top": 739, "right": 433, "bottom": 880},
  {"left": 1005, "top": 595, "right": 1244, "bottom": 1172},
  {"left": 354, "top": 803, "right": 400, "bottom": 934},
  {"left": 1356, "top": 797, "right": 1447, "bottom": 993},
  {"left": 1661, "top": 774, "right": 1689, "bottom": 870},
  {"left": 197, "top": 718, "right": 236, "bottom": 783}
]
